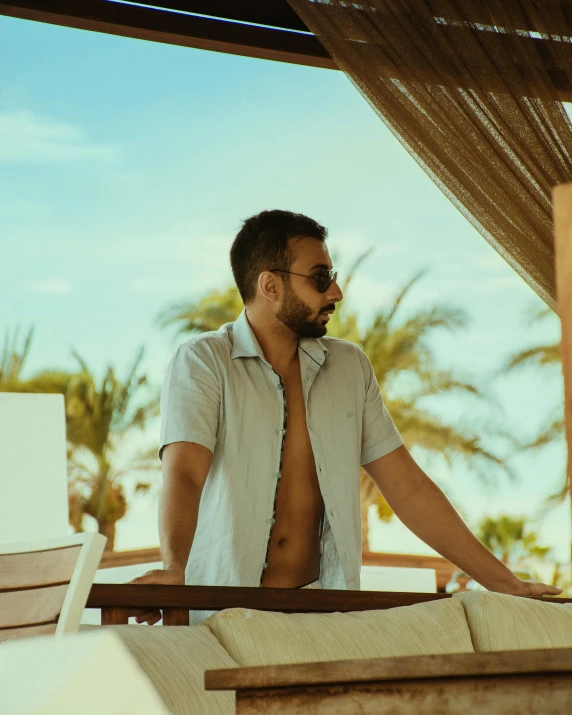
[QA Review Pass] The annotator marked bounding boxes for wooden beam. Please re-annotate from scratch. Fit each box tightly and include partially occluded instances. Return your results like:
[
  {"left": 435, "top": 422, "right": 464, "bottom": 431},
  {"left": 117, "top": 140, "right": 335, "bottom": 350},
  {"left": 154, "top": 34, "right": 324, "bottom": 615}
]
[
  {"left": 554, "top": 182, "right": 572, "bottom": 501},
  {"left": 126, "top": 1, "right": 309, "bottom": 32},
  {"left": 0, "top": 0, "right": 336, "bottom": 70}
]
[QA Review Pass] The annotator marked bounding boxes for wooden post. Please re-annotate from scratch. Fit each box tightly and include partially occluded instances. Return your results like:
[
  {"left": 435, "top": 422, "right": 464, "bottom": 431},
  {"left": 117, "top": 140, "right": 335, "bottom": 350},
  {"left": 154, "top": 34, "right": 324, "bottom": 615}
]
[
  {"left": 101, "top": 607, "right": 129, "bottom": 625},
  {"left": 553, "top": 182, "right": 572, "bottom": 504},
  {"left": 163, "top": 608, "right": 190, "bottom": 626}
]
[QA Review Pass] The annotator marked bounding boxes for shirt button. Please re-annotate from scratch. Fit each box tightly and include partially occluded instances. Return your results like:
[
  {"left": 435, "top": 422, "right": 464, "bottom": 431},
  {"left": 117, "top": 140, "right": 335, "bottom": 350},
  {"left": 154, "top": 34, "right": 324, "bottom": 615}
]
[
  {"left": 279, "top": 429, "right": 286, "bottom": 435},
  {"left": 262, "top": 562, "right": 268, "bottom": 569},
  {"left": 269, "top": 518, "right": 275, "bottom": 525},
  {"left": 274, "top": 472, "right": 281, "bottom": 480},
  {"left": 277, "top": 383, "right": 283, "bottom": 390}
]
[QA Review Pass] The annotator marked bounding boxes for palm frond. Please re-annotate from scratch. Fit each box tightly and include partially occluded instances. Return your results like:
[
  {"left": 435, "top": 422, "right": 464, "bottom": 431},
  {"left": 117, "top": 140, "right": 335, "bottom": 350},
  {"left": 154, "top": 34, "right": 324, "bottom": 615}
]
[
  {"left": 385, "top": 269, "right": 427, "bottom": 326},
  {"left": 520, "top": 416, "right": 565, "bottom": 451},
  {"left": 391, "top": 404, "right": 512, "bottom": 481},
  {"left": 156, "top": 285, "right": 243, "bottom": 336},
  {"left": 502, "top": 343, "right": 561, "bottom": 372},
  {"left": 340, "top": 247, "right": 376, "bottom": 295},
  {"left": 0, "top": 326, "right": 34, "bottom": 388}
]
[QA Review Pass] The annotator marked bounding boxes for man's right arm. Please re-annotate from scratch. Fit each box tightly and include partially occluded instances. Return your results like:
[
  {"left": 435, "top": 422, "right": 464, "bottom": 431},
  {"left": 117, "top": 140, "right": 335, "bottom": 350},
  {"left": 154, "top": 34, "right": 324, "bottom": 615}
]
[{"left": 129, "top": 440, "right": 213, "bottom": 625}]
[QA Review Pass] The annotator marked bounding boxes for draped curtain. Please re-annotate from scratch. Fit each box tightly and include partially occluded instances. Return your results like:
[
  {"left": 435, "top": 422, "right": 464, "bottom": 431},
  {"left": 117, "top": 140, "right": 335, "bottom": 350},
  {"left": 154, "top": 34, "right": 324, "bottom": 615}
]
[{"left": 287, "top": 0, "right": 572, "bottom": 308}]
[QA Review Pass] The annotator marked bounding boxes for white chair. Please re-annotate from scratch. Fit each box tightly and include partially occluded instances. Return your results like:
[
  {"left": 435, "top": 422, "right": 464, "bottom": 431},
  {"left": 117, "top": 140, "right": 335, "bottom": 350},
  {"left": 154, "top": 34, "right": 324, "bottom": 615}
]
[
  {"left": 0, "top": 532, "right": 106, "bottom": 642},
  {"left": 0, "top": 393, "right": 68, "bottom": 542}
]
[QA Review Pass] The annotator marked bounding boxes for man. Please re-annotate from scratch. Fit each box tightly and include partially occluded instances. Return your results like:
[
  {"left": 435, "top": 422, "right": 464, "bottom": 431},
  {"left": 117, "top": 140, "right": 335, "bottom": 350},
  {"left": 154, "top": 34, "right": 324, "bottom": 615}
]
[{"left": 132, "top": 209, "right": 560, "bottom": 625}]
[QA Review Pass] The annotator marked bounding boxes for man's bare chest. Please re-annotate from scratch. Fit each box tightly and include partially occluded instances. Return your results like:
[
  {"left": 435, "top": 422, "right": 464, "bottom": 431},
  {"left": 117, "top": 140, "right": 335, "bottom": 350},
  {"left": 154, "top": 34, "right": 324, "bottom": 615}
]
[{"left": 280, "top": 371, "right": 317, "bottom": 475}]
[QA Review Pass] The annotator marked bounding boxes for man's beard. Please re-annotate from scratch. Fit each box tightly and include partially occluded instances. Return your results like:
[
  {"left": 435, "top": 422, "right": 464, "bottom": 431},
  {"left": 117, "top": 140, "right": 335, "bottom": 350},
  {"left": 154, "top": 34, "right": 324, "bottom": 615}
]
[{"left": 276, "top": 284, "right": 328, "bottom": 338}]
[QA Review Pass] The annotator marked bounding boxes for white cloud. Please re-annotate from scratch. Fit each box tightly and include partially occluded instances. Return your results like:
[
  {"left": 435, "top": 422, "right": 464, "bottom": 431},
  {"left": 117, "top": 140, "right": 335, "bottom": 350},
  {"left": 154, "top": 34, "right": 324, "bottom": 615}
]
[
  {"left": 0, "top": 110, "right": 117, "bottom": 164},
  {"left": 22, "top": 279, "right": 75, "bottom": 295}
]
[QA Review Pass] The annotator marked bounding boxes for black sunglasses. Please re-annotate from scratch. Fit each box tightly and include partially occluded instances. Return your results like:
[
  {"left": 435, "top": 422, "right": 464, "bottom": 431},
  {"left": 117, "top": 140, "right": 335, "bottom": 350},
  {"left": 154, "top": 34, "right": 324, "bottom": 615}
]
[{"left": 270, "top": 269, "right": 338, "bottom": 293}]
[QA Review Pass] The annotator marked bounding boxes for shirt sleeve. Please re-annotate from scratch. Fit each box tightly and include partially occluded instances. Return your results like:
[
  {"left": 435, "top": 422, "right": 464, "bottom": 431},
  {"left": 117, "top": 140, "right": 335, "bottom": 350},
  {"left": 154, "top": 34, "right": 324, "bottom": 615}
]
[
  {"left": 159, "top": 341, "right": 220, "bottom": 460},
  {"left": 357, "top": 347, "right": 404, "bottom": 465}
]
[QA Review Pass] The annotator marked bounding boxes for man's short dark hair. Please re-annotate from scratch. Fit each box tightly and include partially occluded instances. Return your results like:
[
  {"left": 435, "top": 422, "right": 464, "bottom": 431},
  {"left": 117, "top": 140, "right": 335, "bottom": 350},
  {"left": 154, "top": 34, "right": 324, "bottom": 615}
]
[{"left": 230, "top": 210, "right": 327, "bottom": 304}]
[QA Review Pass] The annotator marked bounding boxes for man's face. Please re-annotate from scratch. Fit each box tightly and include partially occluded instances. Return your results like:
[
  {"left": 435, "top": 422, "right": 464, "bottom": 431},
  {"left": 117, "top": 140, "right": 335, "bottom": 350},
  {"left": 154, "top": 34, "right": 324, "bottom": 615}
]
[{"left": 276, "top": 236, "right": 343, "bottom": 338}]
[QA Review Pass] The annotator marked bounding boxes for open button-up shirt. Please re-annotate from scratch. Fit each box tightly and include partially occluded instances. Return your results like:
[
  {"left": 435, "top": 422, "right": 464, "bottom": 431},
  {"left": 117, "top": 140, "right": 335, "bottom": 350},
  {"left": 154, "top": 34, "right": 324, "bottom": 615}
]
[{"left": 159, "top": 309, "right": 403, "bottom": 621}]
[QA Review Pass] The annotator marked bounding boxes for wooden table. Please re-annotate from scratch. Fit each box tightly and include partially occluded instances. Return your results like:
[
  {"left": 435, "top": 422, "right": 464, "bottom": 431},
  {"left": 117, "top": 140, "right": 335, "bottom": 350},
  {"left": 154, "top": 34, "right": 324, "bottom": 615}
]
[{"left": 206, "top": 648, "right": 572, "bottom": 714}]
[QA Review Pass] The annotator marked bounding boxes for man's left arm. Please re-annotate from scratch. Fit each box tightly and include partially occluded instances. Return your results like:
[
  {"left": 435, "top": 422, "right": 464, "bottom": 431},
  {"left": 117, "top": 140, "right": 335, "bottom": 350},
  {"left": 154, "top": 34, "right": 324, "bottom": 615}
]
[{"left": 363, "top": 445, "right": 562, "bottom": 598}]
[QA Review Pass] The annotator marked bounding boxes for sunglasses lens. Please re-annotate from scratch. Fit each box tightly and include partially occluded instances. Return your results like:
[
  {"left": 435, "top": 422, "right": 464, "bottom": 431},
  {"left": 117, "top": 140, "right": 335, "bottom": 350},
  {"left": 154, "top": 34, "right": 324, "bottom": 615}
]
[{"left": 317, "top": 271, "right": 337, "bottom": 292}]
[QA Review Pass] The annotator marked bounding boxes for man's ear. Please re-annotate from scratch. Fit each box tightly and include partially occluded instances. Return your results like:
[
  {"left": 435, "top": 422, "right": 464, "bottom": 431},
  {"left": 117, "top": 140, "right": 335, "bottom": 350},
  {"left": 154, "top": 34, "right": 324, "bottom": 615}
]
[{"left": 258, "top": 271, "right": 280, "bottom": 303}]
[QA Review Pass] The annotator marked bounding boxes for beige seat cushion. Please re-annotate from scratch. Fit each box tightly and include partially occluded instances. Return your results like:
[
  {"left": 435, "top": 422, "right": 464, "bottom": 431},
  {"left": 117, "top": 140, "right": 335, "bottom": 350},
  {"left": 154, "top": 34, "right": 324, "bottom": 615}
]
[
  {"left": 454, "top": 591, "right": 572, "bottom": 651},
  {"left": 81, "top": 625, "right": 237, "bottom": 715},
  {"left": 204, "top": 598, "right": 474, "bottom": 667}
]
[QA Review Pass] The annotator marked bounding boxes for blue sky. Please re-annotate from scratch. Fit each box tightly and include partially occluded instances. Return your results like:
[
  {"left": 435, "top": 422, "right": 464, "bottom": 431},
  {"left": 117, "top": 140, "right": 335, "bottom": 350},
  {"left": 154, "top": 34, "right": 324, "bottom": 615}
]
[{"left": 1, "top": 15, "right": 569, "bottom": 562}]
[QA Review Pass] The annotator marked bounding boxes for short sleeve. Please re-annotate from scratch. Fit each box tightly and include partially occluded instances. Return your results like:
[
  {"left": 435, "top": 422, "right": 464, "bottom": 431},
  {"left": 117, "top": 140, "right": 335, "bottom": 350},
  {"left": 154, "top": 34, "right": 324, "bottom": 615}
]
[
  {"left": 159, "top": 342, "right": 220, "bottom": 460},
  {"left": 357, "top": 347, "right": 404, "bottom": 465}
]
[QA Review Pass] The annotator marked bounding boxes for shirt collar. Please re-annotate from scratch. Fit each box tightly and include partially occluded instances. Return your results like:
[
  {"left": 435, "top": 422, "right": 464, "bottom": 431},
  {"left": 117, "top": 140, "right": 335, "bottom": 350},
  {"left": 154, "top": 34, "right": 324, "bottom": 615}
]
[{"left": 231, "top": 308, "right": 328, "bottom": 366}]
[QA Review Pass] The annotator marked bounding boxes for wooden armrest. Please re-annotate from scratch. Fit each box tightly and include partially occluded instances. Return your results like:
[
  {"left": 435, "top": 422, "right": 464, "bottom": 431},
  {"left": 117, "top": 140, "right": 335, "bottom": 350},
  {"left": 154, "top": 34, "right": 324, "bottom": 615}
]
[
  {"left": 85, "top": 585, "right": 572, "bottom": 625},
  {"left": 86, "top": 585, "right": 451, "bottom": 624}
]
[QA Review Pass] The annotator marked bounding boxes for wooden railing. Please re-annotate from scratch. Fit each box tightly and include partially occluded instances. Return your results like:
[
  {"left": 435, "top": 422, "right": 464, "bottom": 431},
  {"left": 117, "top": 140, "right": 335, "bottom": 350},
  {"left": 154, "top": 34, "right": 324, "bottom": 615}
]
[{"left": 85, "top": 584, "right": 572, "bottom": 626}]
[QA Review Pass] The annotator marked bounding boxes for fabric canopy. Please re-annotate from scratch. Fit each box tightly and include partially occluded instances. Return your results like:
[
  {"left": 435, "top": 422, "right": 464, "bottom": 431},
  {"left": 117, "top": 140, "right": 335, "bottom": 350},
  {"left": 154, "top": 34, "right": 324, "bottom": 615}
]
[{"left": 287, "top": 0, "right": 572, "bottom": 308}]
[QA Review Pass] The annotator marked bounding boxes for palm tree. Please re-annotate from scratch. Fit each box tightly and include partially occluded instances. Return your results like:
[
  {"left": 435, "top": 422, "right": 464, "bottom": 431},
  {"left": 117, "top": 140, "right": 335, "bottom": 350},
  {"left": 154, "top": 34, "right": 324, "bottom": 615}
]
[
  {"left": 158, "top": 253, "right": 511, "bottom": 551},
  {"left": 1, "top": 334, "right": 159, "bottom": 550},
  {"left": 477, "top": 514, "right": 551, "bottom": 567},
  {"left": 354, "top": 272, "right": 511, "bottom": 550}
]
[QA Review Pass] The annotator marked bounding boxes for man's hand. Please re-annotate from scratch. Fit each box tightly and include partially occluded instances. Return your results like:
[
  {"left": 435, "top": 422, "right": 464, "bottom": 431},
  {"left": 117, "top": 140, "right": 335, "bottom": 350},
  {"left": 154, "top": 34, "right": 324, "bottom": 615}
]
[
  {"left": 127, "top": 568, "right": 185, "bottom": 625},
  {"left": 489, "top": 578, "right": 563, "bottom": 599}
]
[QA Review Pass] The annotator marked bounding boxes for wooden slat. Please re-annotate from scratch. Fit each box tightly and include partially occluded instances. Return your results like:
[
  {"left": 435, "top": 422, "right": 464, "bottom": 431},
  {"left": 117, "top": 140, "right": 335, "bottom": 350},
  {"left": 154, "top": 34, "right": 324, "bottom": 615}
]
[
  {"left": 0, "top": 0, "right": 336, "bottom": 70},
  {"left": 554, "top": 182, "right": 572, "bottom": 494},
  {"left": 0, "top": 584, "right": 67, "bottom": 628},
  {"left": 0, "top": 545, "right": 80, "bottom": 590},
  {"left": 205, "top": 647, "right": 572, "bottom": 691},
  {"left": 99, "top": 546, "right": 161, "bottom": 569},
  {"left": 86, "top": 584, "right": 453, "bottom": 613},
  {"left": 0, "top": 622, "right": 57, "bottom": 643}
]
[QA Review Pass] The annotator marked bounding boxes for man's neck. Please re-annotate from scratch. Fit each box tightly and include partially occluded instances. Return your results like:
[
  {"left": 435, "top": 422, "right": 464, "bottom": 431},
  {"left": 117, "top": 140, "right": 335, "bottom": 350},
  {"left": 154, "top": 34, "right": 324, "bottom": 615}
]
[{"left": 244, "top": 307, "right": 299, "bottom": 374}]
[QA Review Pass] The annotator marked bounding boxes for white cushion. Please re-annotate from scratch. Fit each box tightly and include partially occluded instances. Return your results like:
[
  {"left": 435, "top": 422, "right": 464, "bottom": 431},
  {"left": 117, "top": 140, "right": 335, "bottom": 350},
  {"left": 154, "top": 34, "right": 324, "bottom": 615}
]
[
  {"left": 205, "top": 597, "right": 474, "bottom": 667},
  {"left": 82, "top": 625, "right": 237, "bottom": 715},
  {"left": 455, "top": 591, "right": 572, "bottom": 651},
  {"left": 0, "top": 630, "right": 169, "bottom": 715}
]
